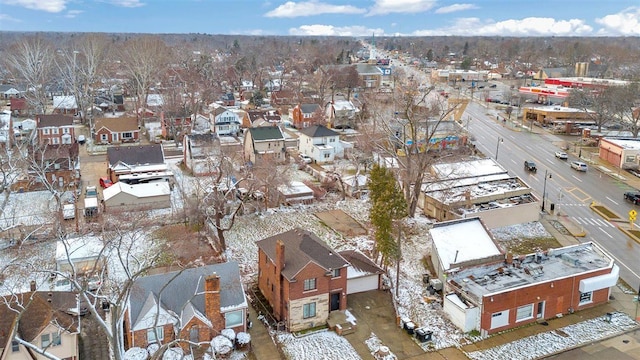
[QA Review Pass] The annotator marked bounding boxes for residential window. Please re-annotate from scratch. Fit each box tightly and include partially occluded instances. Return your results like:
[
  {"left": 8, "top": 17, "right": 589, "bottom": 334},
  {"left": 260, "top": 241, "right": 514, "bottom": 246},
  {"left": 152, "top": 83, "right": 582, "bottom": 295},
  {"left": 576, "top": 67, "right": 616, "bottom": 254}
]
[
  {"left": 101, "top": 134, "right": 108, "bottom": 141},
  {"left": 303, "top": 278, "right": 316, "bottom": 291},
  {"left": 43, "top": 128, "right": 50, "bottom": 135},
  {"left": 41, "top": 333, "right": 50, "bottom": 348},
  {"left": 329, "top": 138, "right": 335, "bottom": 142},
  {"left": 147, "top": 326, "right": 164, "bottom": 343},
  {"left": 303, "top": 302, "right": 316, "bottom": 319},
  {"left": 516, "top": 304, "right": 534, "bottom": 322},
  {"left": 324, "top": 153, "right": 330, "bottom": 159},
  {"left": 579, "top": 291, "right": 593, "bottom": 305},
  {"left": 225, "top": 310, "right": 244, "bottom": 328},
  {"left": 51, "top": 333, "right": 61, "bottom": 346},
  {"left": 52, "top": 128, "right": 59, "bottom": 134},
  {"left": 11, "top": 340, "right": 19, "bottom": 352},
  {"left": 63, "top": 127, "right": 69, "bottom": 134},
  {"left": 122, "top": 132, "right": 133, "bottom": 139},
  {"left": 52, "top": 137, "right": 60, "bottom": 145},
  {"left": 332, "top": 269, "right": 340, "bottom": 278}
]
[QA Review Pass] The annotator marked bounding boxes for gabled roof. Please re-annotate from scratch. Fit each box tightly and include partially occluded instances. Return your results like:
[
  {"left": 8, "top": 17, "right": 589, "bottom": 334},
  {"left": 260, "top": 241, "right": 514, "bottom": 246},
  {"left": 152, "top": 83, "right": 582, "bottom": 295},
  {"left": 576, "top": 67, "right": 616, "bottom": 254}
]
[
  {"left": 107, "top": 144, "right": 164, "bottom": 167},
  {"left": 103, "top": 181, "right": 170, "bottom": 201},
  {"left": 339, "top": 249, "right": 384, "bottom": 278},
  {"left": 94, "top": 117, "right": 138, "bottom": 133},
  {"left": 300, "top": 103, "right": 321, "bottom": 114},
  {"left": 53, "top": 95, "right": 77, "bottom": 109},
  {"left": 299, "top": 125, "right": 338, "bottom": 138},
  {"left": 256, "top": 228, "right": 349, "bottom": 281},
  {"left": 0, "top": 291, "right": 79, "bottom": 346},
  {"left": 129, "top": 262, "right": 246, "bottom": 330},
  {"left": 36, "top": 114, "right": 74, "bottom": 128},
  {"left": 248, "top": 126, "right": 284, "bottom": 141}
]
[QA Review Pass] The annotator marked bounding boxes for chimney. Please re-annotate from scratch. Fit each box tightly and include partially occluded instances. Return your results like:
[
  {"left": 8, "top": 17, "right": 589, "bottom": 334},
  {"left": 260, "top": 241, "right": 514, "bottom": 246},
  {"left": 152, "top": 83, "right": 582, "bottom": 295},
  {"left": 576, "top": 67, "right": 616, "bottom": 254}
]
[
  {"left": 274, "top": 239, "right": 285, "bottom": 320},
  {"left": 506, "top": 253, "right": 513, "bottom": 265},
  {"left": 204, "top": 274, "right": 222, "bottom": 327},
  {"left": 30, "top": 280, "right": 36, "bottom": 292}
]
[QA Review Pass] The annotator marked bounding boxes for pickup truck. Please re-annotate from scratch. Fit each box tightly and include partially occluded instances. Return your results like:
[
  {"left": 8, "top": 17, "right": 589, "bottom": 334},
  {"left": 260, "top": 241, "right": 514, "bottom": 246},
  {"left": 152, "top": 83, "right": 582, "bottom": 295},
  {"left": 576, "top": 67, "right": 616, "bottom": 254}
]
[
  {"left": 524, "top": 160, "right": 537, "bottom": 173},
  {"left": 624, "top": 191, "right": 640, "bottom": 205},
  {"left": 84, "top": 186, "right": 99, "bottom": 217}
]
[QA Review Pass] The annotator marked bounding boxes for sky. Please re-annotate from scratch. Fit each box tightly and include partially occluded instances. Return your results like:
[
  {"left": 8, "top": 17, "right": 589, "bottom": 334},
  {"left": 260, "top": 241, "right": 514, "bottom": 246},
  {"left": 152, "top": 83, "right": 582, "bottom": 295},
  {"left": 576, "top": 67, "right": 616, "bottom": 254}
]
[{"left": 0, "top": 0, "right": 639, "bottom": 37}]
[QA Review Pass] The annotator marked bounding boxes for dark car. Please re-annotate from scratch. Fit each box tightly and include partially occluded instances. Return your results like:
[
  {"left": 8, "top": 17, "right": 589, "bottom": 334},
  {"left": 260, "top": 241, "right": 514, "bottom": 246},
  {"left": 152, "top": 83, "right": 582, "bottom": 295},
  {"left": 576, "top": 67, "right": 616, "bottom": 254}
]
[
  {"left": 489, "top": 84, "right": 497, "bottom": 88},
  {"left": 624, "top": 191, "right": 640, "bottom": 205},
  {"left": 524, "top": 160, "right": 537, "bottom": 172}
]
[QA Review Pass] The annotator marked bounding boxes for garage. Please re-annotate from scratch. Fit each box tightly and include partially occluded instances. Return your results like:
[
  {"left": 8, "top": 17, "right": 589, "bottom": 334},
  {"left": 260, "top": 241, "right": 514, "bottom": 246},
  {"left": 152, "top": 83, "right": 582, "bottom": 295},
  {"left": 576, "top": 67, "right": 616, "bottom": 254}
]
[{"left": 339, "top": 250, "right": 384, "bottom": 294}]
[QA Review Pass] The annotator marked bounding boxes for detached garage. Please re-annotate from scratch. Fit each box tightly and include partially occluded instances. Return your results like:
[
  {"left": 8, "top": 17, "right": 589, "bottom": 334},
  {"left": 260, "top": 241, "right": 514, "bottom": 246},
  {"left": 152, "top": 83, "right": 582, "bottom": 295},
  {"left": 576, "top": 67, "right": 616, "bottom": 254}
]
[
  {"left": 103, "top": 181, "right": 171, "bottom": 211},
  {"left": 339, "top": 250, "right": 384, "bottom": 294}
]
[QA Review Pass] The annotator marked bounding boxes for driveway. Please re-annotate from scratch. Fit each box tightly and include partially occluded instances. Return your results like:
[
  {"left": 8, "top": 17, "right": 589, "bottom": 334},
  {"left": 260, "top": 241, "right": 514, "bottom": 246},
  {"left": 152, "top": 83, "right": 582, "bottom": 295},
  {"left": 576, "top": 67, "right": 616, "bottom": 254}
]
[{"left": 345, "top": 291, "right": 429, "bottom": 359}]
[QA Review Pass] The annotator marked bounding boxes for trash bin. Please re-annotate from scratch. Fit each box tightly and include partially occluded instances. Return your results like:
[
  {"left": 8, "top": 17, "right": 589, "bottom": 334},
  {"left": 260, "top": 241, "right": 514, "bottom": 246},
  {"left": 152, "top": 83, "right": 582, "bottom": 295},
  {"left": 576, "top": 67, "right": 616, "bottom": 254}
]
[
  {"left": 415, "top": 328, "right": 433, "bottom": 342},
  {"left": 405, "top": 321, "right": 415, "bottom": 335},
  {"left": 401, "top": 317, "right": 411, "bottom": 329},
  {"left": 550, "top": 203, "right": 555, "bottom": 212}
]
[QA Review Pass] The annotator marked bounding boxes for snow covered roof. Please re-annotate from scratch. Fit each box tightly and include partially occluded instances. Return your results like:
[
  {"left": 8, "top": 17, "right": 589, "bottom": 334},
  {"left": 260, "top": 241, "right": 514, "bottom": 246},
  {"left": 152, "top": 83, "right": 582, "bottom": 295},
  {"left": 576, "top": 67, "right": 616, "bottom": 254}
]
[
  {"left": 103, "top": 181, "right": 171, "bottom": 201},
  {"left": 53, "top": 95, "right": 77, "bottom": 109},
  {"left": 129, "top": 262, "right": 247, "bottom": 330},
  {"left": 430, "top": 217, "right": 503, "bottom": 272},
  {"left": 448, "top": 242, "right": 616, "bottom": 301},
  {"left": 277, "top": 181, "right": 313, "bottom": 196},
  {"left": 431, "top": 158, "right": 507, "bottom": 180},
  {"left": 146, "top": 94, "right": 164, "bottom": 107},
  {"left": 425, "top": 177, "right": 531, "bottom": 205},
  {"left": 55, "top": 236, "right": 103, "bottom": 262},
  {"left": 602, "top": 138, "right": 640, "bottom": 150},
  {"left": 339, "top": 250, "right": 383, "bottom": 279}
]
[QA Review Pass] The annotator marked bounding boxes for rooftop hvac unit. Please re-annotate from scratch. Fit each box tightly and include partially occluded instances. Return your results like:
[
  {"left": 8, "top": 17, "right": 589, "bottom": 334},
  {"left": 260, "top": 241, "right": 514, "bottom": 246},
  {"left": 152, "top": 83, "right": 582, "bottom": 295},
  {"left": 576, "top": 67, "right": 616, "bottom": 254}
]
[{"left": 429, "top": 279, "right": 443, "bottom": 292}]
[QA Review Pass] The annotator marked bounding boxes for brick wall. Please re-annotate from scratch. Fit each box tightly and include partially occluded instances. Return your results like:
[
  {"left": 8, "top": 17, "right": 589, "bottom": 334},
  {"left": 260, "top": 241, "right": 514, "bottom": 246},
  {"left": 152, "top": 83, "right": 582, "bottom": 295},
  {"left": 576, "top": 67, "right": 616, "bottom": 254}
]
[
  {"left": 131, "top": 323, "right": 174, "bottom": 348},
  {"left": 204, "top": 275, "right": 225, "bottom": 331}
]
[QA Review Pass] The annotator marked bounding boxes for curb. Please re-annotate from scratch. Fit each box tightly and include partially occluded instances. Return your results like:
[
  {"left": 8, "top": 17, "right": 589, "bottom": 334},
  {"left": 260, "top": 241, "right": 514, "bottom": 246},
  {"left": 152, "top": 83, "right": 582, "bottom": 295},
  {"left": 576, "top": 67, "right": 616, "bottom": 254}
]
[
  {"left": 541, "top": 324, "right": 640, "bottom": 359},
  {"left": 589, "top": 202, "right": 624, "bottom": 222},
  {"left": 616, "top": 225, "right": 640, "bottom": 245}
]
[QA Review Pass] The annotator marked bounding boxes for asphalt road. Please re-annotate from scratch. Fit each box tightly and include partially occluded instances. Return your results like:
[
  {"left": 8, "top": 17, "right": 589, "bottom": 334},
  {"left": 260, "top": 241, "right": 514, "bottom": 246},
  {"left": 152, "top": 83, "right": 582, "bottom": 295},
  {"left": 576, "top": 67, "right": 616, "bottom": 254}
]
[{"left": 466, "top": 101, "right": 640, "bottom": 292}]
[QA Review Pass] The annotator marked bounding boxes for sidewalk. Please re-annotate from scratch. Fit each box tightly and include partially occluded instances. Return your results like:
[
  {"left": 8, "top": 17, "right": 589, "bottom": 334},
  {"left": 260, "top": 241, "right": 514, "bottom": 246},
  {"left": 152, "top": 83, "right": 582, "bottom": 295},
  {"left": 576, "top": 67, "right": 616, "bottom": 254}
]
[{"left": 246, "top": 303, "right": 281, "bottom": 360}]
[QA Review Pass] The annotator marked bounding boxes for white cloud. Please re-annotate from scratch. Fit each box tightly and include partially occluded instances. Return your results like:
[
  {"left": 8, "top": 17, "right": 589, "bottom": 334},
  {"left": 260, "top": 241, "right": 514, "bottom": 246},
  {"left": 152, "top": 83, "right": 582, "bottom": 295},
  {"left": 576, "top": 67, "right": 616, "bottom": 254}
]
[
  {"left": 289, "top": 24, "right": 384, "bottom": 36},
  {"left": 64, "top": 9, "right": 83, "bottom": 18},
  {"left": 2, "top": 0, "right": 67, "bottom": 13},
  {"left": 435, "top": 3, "right": 478, "bottom": 14},
  {"left": 413, "top": 17, "right": 593, "bottom": 36},
  {"left": 367, "top": 0, "right": 436, "bottom": 16},
  {"left": 595, "top": 7, "right": 640, "bottom": 36},
  {"left": 265, "top": 1, "right": 365, "bottom": 18},
  {"left": 108, "top": 0, "right": 145, "bottom": 8},
  {"left": 0, "top": 13, "right": 21, "bottom": 22}
]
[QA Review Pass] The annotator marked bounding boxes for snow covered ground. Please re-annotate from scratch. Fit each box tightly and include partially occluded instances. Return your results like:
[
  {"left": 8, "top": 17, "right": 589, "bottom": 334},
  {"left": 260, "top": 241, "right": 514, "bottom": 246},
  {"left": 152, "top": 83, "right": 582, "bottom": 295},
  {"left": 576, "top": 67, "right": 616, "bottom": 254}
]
[{"left": 277, "top": 331, "right": 360, "bottom": 360}]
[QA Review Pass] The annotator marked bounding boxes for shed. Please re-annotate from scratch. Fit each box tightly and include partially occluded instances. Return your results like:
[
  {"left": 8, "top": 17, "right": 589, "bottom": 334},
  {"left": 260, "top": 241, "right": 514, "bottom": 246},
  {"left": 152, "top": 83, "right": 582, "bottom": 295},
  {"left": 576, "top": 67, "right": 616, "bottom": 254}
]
[
  {"left": 55, "top": 236, "right": 105, "bottom": 275},
  {"left": 277, "top": 181, "right": 314, "bottom": 205},
  {"left": 103, "top": 181, "right": 171, "bottom": 211},
  {"left": 339, "top": 250, "right": 384, "bottom": 294}
]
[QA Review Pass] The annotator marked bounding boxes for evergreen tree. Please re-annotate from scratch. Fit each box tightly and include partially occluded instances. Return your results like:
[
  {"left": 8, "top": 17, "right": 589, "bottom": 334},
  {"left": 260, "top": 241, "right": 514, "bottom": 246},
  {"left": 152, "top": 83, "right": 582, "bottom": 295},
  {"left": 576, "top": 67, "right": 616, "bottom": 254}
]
[{"left": 368, "top": 164, "right": 407, "bottom": 267}]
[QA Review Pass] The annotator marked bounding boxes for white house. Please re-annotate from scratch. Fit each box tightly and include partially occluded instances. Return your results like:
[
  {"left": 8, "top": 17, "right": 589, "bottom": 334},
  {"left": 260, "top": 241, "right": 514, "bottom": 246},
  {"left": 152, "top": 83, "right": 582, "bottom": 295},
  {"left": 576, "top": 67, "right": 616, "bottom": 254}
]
[
  {"left": 103, "top": 181, "right": 171, "bottom": 211},
  {"left": 210, "top": 106, "right": 241, "bottom": 136},
  {"left": 297, "top": 125, "right": 342, "bottom": 164}
]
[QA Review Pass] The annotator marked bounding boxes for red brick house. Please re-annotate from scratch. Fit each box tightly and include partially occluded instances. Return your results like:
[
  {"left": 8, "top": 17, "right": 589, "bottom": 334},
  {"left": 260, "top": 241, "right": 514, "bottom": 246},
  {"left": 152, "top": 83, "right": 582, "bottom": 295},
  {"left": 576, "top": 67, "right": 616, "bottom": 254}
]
[
  {"left": 160, "top": 111, "right": 192, "bottom": 141},
  {"left": 94, "top": 117, "right": 140, "bottom": 144},
  {"left": 291, "top": 104, "right": 323, "bottom": 129},
  {"left": 124, "top": 262, "right": 247, "bottom": 353},
  {"left": 9, "top": 97, "right": 28, "bottom": 116},
  {"left": 11, "top": 144, "right": 79, "bottom": 192},
  {"left": 256, "top": 229, "right": 349, "bottom": 332},
  {"left": 35, "top": 114, "right": 75, "bottom": 145},
  {"left": 443, "top": 242, "right": 619, "bottom": 336}
]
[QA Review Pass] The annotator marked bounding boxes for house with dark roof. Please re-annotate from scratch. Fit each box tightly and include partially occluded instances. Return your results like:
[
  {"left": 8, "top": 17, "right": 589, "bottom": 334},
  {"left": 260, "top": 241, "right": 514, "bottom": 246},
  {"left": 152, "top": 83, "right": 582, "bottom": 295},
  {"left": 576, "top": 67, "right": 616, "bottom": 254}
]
[
  {"left": 0, "top": 291, "right": 81, "bottom": 360},
  {"left": 298, "top": 125, "right": 343, "bottom": 164},
  {"left": 291, "top": 103, "right": 323, "bottom": 129},
  {"left": 124, "top": 262, "right": 248, "bottom": 353},
  {"left": 94, "top": 116, "right": 140, "bottom": 144},
  {"left": 106, "top": 144, "right": 167, "bottom": 182},
  {"left": 220, "top": 93, "right": 235, "bottom": 107},
  {"left": 35, "top": 114, "right": 75, "bottom": 145},
  {"left": 243, "top": 126, "right": 286, "bottom": 165},
  {"left": 256, "top": 228, "right": 349, "bottom": 332},
  {"left": 9, "top": 97, "right": 28, "bottom": 116}
]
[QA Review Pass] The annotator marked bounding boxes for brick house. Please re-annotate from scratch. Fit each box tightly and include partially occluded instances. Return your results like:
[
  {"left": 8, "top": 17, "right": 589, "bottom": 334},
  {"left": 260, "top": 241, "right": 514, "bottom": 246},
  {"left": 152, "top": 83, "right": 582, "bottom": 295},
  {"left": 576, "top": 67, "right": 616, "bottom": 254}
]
[
  {"left": 35, "top": 114, "right": 75, "bottom": 145},
  {"left": 0, "top": 291, "right": 81, "bottom": 360},
  {"left": 160, "top": 111, "right": 192, "bottom": 141},
  {"left": 256, "top": 228, "right": 349, "bottom": 332},
  {"left": 443, "top": 242, "right": 619, "bottom": 336},
  {"left": 243, "top": 126, "right": 286, "bottom": 165},
  {"left": 106, "top": 144, "right": 167, "bottom": 182},
  {"left": 124, "top": 262, "right": 247, "bottom": 353},
  {"left": 290, "top": 104, "right": 323, "bottom": 129},
  {"left": 94, "top": 117, "right": 140, "bottom": 144}
]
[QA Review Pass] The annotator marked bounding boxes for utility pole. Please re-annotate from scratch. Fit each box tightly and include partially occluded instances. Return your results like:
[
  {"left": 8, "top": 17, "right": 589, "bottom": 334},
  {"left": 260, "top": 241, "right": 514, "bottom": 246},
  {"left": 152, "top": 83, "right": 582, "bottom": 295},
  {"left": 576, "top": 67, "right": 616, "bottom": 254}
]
[{"left": 396, "top": 224, "right": 402, "bottom": 298}]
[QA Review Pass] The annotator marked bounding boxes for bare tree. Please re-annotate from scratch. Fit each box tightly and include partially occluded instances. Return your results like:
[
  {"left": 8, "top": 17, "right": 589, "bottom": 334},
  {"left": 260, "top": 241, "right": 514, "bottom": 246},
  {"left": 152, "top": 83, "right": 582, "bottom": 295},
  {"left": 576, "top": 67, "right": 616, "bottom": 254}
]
[
  {"left": 567, "top": 87, "right": 615, "bottom": 132},
  {"left": 611, "top": 82, "right": 640, "bottom": 137},
  {"left": 119, "top": 36, "right": 170, "bottom": 126},
  {"left": 4, "top": 36, "right": 54, "bottom": 114}
]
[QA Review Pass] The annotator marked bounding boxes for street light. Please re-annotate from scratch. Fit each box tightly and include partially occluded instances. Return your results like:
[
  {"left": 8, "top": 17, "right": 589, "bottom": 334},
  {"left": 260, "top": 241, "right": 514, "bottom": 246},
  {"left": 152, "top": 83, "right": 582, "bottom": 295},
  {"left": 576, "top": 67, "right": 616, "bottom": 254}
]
[
  {"left": 542, "top": 170, "right": 552, "bottom": 211},
  {"left": 495, "top": 137, "right": 503, "bottom": 160}
]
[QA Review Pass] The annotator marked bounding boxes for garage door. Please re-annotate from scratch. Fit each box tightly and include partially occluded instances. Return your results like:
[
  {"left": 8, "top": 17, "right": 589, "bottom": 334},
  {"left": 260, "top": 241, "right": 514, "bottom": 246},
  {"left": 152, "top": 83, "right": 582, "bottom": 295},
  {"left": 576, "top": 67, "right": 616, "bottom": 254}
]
[{"left": 347, "top": 275, "right": 379, "bottom": 294}]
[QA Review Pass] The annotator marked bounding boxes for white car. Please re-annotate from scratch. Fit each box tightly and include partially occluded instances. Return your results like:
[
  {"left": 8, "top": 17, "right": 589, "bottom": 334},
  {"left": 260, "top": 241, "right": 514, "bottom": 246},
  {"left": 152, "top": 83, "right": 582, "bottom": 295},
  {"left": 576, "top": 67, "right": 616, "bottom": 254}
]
[
  {"left": 299, "top": 154, "right": 312, "bottom": 164},
  {"left": 555, "top": 151, "right": 568, "bottom": 160},
  {"left": 571, "top": 161, "right": 588, "bottom": 171}
]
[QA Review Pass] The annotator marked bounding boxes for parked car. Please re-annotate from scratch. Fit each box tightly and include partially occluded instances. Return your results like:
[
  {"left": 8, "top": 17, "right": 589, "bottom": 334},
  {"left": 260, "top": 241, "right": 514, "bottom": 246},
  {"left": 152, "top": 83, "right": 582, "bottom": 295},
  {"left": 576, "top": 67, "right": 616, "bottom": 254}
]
[
  {"left": 624, "top": 191, "right": 640, "bottom": 205},
  {"left": 524, "top": 160, "right": 537, "bottom": 173},
  {"left": 299, "top": 154, "right": 312, "bottom": 164},
  {"left": 99, "top": 177, "right": 113, "bottom": 189},
  {"left": 77, "top": 135, "right": 86, "bottom": 145},
  {"left": 489, "top": 84, "right": 497, "bottom": 88},
  {"left": 571, "top": 161, "right": 588, "bottom": 172},
  {"left": 555, "top": 151, "right": 568, "bottom": 160}
]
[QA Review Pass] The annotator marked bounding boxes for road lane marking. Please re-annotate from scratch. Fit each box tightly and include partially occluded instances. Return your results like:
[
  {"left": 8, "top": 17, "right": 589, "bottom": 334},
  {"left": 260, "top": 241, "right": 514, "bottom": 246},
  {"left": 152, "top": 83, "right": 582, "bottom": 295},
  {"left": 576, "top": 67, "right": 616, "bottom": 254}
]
[
  {"left": 606, "top": 197, "right": 619, "bottom": 206},
  {"left": 571, "top": 175, "right": 583, "bottom": 182},
  {"left": 598, "top": 228, "right": 614, "bottom": 238}
]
